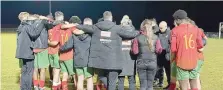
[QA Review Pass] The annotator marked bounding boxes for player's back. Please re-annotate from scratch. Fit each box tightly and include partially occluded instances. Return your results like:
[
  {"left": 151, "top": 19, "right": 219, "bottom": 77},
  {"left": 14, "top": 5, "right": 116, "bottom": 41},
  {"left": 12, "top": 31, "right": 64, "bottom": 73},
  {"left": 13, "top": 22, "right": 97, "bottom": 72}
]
[
  {"left": 59, "top": 28, "right": 74, "bottom": 61},
  {"left": 171, "top": 24, "right": 202, "bottom": 70}
]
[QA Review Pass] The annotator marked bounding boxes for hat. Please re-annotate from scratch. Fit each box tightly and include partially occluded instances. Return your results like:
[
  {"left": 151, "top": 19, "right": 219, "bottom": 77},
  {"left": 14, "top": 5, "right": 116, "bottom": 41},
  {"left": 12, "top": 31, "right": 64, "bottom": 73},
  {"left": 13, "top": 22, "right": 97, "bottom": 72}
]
[
  {"left": 173, "top": 9, "right": 188, "bottom": 19},
  {"left": 69, "top": 16, "right": 82, "bottom": 24}
]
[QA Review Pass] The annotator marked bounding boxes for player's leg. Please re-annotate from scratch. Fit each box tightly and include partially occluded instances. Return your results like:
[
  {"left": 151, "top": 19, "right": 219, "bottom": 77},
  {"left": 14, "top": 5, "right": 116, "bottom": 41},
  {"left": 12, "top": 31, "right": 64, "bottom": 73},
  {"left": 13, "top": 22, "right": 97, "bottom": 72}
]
[
  {"left": 33, "top": 53, "right": 39, "bottom": 89},
  {"left": 61, "top": 62, "right": 69, "bottom": 90},
  {"left": 196, "top": 60, "right": 204, "bottom": 90},
  {"left": 168, "top": 61, "right": 177, "bottom": 90},
  {"left": 64, "top": 59, "right": 77, "bottom": 89},
  {"left": 196, "top": 77, "right": 201, "bottom": 90},
  {"left": 38, "top": 49, "right": 49, "bottom": 90},
  {"left": 176, "top": 66, "right": 190, "bottom": 90},
  {"left": 76, "top": 67, "right": 85, "bottom": 90},
  {"left": 189, "top": 60, "right": 202, "bottom": 90},
  {"left": 39, "top": 68, "right": 46, "bottom": 90},
  {"left": 50, "top": 54, "right": 61, "bottom": 90},
  {"left": 84, "top": 67, "right": 94, "bottom": 90}
]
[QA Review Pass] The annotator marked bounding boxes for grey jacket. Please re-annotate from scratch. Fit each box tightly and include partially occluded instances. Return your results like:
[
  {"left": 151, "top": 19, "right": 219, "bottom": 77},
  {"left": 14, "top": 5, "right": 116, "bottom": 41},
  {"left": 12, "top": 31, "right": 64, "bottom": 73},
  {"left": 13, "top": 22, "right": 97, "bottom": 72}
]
[
  {"left": 32, "top": 22, "right": 48, "bottom": 49},
  {"left": 16, "top": 20, "right": 45, "bottom": 59},
  {"left": 158, "top": 27, "right": 171, "bottom": 60},
  {"left": 135, "top": 34, "right": 159, "bottom": 70},
  {"left": 76, "top": 20, "right": 139, "bottom": 70},
  {"left": 60, "top": 34, "right": 91, "bottom": 67}
]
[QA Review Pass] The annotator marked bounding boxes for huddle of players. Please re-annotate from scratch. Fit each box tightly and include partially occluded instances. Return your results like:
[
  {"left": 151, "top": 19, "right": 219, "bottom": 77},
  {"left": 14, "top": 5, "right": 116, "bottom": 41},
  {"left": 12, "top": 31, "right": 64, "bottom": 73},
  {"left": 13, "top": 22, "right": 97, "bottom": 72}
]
[{"left": 16, "top": 9, "right": 207, "bottom": 90}]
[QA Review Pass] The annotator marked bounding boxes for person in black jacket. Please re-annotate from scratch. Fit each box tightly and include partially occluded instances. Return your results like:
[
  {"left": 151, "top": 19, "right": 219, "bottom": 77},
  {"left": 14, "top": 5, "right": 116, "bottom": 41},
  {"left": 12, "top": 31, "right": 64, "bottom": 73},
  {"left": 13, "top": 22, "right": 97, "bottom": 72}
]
[
  {"left": 132, "top": 19, "right": 162, "bottom": 90},
  {"left": 60, "top": 18, "right": 94, "bottom": 90},
  {"left": 64, "top": 11, "right": 139, "bottom": 90},
  {"left": 117, "top": 15, "right": 136, "bottom": 90},
  {"left": 16, "top": 12, "right": 48, "bottom": 90},
  {"left": 154, "top": 21, "right": 171, "bottom": 89}
]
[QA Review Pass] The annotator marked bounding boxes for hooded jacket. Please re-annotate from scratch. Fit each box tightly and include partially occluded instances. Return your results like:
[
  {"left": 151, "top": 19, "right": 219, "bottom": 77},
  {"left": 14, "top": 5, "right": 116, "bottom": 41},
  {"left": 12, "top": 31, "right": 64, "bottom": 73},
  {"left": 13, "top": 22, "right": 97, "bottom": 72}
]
[
  {"left": 16, "top": 20, "right": 45, "bottom": 59},
  {"left": 119, "top": 25, "right": 136, "bottom": 76},
  {"left": 76, "top": 20, "right": 139, "bottom": 70},
  {"left": 60, "top": 34, "right": 91, "bottom": 67}
]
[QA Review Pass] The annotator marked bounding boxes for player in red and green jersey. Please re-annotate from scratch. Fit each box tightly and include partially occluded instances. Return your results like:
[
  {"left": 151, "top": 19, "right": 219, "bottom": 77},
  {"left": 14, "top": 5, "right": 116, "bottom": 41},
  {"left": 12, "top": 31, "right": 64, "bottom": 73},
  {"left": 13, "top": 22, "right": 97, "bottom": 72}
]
[
  {"left": 59, "top": 26, "right": 76, "bottom": 90},
  {"left": 168, "top": 21, "right": 178, "bottom": 90},
  {"left": 59, "top": 16, "right": 82, "bottom": 90},
  {"left": 188, "top": 18, "right": 208, "bottom": 90},
  {"left": 171, "top": 10, "right": 203, "bottom": 90},
  {"left": 48, "top": 24, "right": 61, "bottom": 90}
]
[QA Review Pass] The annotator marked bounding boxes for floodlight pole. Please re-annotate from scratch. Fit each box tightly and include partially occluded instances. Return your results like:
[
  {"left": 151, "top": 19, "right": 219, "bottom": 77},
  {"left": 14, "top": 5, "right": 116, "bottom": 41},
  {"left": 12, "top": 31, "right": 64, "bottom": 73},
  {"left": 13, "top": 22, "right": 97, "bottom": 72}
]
[{"left": 49, "top": 0, "right": 52, "bottom": 14}]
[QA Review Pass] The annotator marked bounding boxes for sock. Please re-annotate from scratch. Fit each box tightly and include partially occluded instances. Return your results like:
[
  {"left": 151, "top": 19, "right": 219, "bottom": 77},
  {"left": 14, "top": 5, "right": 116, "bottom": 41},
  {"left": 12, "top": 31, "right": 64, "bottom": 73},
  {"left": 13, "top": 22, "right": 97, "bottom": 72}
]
[
  {"left": 192, "top": 88, "right": 198, "bottom": 90},
  {"left": 53, "top": 81, "right": 58, "bottom": 86},
  {"left": 33, "top": 80, "right": 38, "bottom": 87},
  {"left": 62, "top": 81, "right": 68, "bottom": 86},
  {"left": 39, "top": 80, "right": 45, "bottom": 88},
  {"left": 62, "top": 81, "right": 68, "bottom": 90},
  {"left": 168, "top": 83, "right": 176, "bottom": 90}
]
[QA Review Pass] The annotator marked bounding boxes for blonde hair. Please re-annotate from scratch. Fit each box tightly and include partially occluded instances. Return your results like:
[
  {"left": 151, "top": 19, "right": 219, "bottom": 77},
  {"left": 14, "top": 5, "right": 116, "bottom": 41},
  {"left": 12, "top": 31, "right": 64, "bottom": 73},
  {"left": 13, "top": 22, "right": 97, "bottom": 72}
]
[
  {"left": 18, "top": 12, "right": 29, "bottom": 21},
  {"left": 140, "top": 19, "right": 154, "bottom": 51},
  {"left": 120, "top": 15, "right": 132, "bottom": 26}
]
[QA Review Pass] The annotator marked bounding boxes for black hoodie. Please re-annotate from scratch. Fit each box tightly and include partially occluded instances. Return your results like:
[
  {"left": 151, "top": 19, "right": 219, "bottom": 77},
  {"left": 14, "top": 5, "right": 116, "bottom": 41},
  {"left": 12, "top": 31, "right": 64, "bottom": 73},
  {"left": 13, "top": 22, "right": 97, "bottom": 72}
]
[
  {"left": 60, "top": 34, "right": 91, "bottom": 67},
  {"left": 76, "top": 20, "right": 139, "bottom": 70}
]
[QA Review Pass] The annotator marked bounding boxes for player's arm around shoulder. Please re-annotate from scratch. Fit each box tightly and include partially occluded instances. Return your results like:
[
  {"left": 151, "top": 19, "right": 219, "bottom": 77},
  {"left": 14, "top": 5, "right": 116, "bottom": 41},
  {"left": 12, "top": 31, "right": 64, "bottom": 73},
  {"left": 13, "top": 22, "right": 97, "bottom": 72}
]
[{"left": 59, "top": 35, "right": 74, "bottom": 52}]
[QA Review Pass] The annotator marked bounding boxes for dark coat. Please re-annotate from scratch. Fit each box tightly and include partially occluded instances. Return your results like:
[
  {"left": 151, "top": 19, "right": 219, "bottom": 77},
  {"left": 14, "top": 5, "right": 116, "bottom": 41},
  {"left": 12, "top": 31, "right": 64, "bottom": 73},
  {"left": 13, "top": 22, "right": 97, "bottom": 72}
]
[
  {"left": 16, "top": 20, "right": 45, "bottom": 59},
  {"left": 60, "top": 34, "right": 91, "bottom": 67},
  {"left": 76, "top": 20, "right": 139, "bottom": 70},
  {"left": 119, "top": 40, "right": 136, "bottom": 76},
  {"left": 32, "top": 23, "right": 48, "bottom": 49},
  {"left": 119, "top": 26, "right": 136, "bottom": 76},
  {"left": 158, "top": 28, "right": 171, "bottom": 60}
]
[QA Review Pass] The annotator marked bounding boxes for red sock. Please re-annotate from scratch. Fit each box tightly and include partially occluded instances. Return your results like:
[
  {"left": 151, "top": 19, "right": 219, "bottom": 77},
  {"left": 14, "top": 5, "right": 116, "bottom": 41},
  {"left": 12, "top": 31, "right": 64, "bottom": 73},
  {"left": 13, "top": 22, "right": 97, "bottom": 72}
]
[
  {"left": 168, "top": 83, "right": 176, "bottom": 90},
  {"left": 62, "top": 81, "right": 67, "bottom": 86},
  {"left": 192, "top": 88, "right": 198, "bottom": 90},
  {"left": 33, "top": 80, "right": 39, "bottom": 87},
  {"left": 62, "top": 81, "right": 68, "bottom": 90},
  {"left": 39, "top": 80, "right": 45, "bottom": 88},
  {"left": 52, "top": 85, "right": 58, "bottom": 90},
  {"left": 58, "top": 83, "right": 62, "bottom": 89}
]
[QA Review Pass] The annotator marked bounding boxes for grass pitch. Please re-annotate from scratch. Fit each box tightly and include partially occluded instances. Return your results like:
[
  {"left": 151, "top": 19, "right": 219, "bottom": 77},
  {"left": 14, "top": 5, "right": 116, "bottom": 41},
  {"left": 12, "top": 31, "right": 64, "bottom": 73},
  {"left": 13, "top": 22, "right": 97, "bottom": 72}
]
[{"left": 1, "top": 33, "right": 223, "bottom": 90}]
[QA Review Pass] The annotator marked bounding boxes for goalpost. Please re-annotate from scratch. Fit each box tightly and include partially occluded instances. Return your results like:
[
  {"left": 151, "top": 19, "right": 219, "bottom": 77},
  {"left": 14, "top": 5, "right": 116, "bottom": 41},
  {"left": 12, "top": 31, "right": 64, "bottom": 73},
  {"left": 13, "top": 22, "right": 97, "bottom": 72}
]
[
  {"left": 219, "top": 22, "right": 223, "bottom": 39},
  {"left": 218, "top": 22, "right": 223, "bottom": 39}
]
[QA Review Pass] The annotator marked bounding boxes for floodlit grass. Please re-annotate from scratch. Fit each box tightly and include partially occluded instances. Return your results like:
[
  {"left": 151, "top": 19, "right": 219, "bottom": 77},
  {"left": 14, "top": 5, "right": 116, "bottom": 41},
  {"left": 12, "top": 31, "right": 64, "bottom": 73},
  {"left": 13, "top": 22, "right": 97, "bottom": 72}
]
[{"left": 1, "top": 33, "right": 223, "bottom": 90}]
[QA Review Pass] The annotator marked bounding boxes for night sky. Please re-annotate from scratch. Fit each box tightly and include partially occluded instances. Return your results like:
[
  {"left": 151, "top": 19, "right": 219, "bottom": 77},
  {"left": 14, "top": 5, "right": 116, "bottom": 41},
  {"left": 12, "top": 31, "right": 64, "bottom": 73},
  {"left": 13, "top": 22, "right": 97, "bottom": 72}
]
[{"left": 1, "top": 1, "right": 223, "bottom": 32}]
